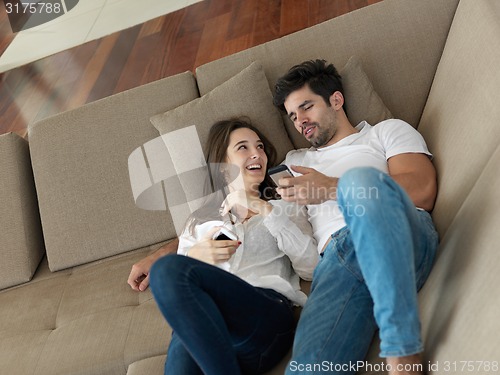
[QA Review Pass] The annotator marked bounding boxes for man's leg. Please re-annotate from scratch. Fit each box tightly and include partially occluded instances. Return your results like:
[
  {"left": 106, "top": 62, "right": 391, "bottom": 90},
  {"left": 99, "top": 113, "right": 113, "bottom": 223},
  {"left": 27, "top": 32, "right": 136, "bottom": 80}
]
[
  {"left": 286, "top": 227, "right": 378, "bottom": 375},
  {"left": 337, "top": 167, "right": 438, "bottom": 374}
]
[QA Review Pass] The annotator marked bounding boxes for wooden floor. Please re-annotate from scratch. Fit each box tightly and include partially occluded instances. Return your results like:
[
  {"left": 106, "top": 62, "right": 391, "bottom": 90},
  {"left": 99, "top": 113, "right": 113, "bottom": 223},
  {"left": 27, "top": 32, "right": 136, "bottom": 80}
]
[{"left": 0, "top": 0, "right": 382, "bottom": 138}]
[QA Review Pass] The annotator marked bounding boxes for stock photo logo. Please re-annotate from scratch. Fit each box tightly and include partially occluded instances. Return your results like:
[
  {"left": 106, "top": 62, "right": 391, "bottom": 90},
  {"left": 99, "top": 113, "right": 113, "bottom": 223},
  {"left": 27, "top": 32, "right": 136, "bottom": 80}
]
[
  {"left": 128, "top": 126, "right": 243, "bottom": 237},
  {"left": 4, "top": 0, "right": 79, "bottom": 32}
]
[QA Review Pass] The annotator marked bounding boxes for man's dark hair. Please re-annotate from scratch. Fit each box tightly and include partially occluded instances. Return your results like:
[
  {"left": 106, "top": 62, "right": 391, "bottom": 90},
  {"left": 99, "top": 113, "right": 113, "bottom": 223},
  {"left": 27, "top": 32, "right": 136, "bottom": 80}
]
[{"left": 273, "top": 59, "right": 346, "bottom": 113}]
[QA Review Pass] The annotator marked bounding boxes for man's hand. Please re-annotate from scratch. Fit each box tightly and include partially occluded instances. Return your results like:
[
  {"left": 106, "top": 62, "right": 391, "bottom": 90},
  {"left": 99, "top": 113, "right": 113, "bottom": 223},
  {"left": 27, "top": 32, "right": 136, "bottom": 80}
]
[
  {"left": 127, "top": 238, "right": 179, "bottom": 292},
  {"left": 276, "top": 165, "right": 339, "bottom": 205},
  {"left": 128, "top": 255, "right": 156, "bottom": 292}
]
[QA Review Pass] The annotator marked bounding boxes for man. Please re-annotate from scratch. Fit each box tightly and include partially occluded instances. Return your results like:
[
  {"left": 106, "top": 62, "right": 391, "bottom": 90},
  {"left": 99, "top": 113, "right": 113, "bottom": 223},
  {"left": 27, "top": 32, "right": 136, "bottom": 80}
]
[
  {"left": 128, "top": 240, "right": 177, "bottom": 292},
  {"left": 272, "top": 59, "right": 438, "bottom": 375}
]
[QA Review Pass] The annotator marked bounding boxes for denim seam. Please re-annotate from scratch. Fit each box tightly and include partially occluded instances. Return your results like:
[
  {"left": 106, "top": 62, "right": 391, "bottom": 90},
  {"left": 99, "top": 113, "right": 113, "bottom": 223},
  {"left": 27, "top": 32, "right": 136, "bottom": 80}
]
[
  {"left": 315, "top": 282, "right": 363, "bottom": 362},
  {"left": 415, "top": 213, "right": 439, "bottom": 290},
  {"left": 182, "top": 263, "right": 238, "bottom": 352},
  {"left": 333, "top": 231, "right": 365, "bottom": 283},
  {"left": 380, "top": 343, "right": 424, "bottom": 358}
]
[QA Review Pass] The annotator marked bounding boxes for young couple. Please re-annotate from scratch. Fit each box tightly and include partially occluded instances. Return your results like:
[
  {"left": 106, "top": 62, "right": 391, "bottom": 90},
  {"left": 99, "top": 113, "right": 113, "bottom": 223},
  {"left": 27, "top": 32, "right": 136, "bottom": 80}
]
[{"left": 128, "top": 59, "right": 439, "bottom": 375}]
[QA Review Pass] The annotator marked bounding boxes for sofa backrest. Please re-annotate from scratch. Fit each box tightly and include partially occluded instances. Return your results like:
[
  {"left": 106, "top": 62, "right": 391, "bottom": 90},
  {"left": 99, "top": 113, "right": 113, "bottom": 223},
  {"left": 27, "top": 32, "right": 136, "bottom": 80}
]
[
  {"left": 0, "top": 132, "right": 45, "bottom": 289},
  {"left": 195, "top": 0, "right": 460, "bottom": 148},
  {"left": 28, "top": 72, "right": 199, "bottom": 271},
  {"left": 417, "top": 0, "right": 500, "bottom": 362},
  {"left": 418, "top": 0, "right": 500, "bottom": 238}
]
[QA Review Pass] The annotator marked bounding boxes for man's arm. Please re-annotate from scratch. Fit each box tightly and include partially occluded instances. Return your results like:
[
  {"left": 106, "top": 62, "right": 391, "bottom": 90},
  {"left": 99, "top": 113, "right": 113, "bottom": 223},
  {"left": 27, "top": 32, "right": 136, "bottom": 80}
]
[
  {"left": 127, "top": 238, "right": 179, "bottom": 291},
  {"left": 387, "top": 153, "right": 437, "bottom": 211},
  {"left": 276, "top": 154, "right": 437, "bottom": 211}
]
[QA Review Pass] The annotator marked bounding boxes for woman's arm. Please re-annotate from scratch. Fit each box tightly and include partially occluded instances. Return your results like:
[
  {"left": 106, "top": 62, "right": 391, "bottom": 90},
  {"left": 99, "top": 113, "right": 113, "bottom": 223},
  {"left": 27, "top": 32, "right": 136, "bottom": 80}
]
[{"left": 263, "top": 200, "right": 319, "bottom": 280}]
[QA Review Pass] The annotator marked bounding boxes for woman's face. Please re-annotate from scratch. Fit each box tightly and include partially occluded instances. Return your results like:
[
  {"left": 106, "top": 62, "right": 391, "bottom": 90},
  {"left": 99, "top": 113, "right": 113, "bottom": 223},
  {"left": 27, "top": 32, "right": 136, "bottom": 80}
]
[{"left": 224, "top": 127, "right": 268, "bottom": 191}]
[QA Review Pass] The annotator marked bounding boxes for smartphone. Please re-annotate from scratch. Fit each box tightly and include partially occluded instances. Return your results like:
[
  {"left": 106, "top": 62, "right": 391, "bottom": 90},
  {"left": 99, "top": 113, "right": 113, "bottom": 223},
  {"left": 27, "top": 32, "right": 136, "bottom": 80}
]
[
  {"left": 213, "top": 227, "right": 238, "bottom": 241},
  {"left": 268, "top": 164, "right": 293, "bottom": 187}
]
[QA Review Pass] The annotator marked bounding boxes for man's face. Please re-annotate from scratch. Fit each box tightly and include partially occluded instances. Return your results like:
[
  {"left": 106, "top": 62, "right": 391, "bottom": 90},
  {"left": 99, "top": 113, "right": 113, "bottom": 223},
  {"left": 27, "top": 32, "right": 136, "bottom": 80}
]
[{"left": 284, "top": 85, "right": 338, "bottom": 148}]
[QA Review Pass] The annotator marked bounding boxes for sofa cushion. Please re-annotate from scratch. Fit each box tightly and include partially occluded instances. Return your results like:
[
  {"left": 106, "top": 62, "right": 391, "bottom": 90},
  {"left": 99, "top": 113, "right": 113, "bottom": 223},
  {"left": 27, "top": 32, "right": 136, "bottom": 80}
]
[
  {"left": 0, "top": 245, "right": 171, "bottom": 375},
  {"left": 341, "top": 56, "right": 393, "bottom": 128},
  {"left": 418, "top": 0, "right": 500, "bottom": 237},
  {"left": 419, "top": 144, "right": 500, "bottom": 365},
  {"left": 127, "top": 356, "right": 166, "bottom": 375},
  {"left": 0, "top": 132, "right": 44, "bottom": 290},
  {"left": 150, "top": 61, "right": 294, "bottom": 163},
  {"left": 28, "top": 72, "right": 199, "bottom": 271}
]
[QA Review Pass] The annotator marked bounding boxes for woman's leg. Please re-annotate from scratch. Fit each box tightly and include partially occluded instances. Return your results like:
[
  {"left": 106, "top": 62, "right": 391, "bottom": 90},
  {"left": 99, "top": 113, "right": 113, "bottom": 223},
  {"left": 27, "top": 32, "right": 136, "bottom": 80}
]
[
  {"left": 150, "top": 254, "right": 295, "bottom": 375},
  {"left": 164, "top": 333, "right": 203, "bottom": 375}
]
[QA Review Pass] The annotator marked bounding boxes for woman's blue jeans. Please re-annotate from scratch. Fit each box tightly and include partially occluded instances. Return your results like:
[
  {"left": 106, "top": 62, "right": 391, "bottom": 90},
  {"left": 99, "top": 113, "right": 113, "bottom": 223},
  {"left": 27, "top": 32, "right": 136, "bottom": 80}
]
[
  {"left": 287, "top": 167, "right": 438, "bottom": 374},
  {"left": 149, "top": 254, "right": 296, "bottom": 375}
]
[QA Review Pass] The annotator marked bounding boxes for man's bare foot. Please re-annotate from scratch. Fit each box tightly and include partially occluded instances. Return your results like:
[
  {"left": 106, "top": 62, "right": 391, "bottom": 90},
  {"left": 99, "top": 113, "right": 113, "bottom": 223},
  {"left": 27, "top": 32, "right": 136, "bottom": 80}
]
[{"left": 386, "top": 354, "right": 425, "bottom": 375}]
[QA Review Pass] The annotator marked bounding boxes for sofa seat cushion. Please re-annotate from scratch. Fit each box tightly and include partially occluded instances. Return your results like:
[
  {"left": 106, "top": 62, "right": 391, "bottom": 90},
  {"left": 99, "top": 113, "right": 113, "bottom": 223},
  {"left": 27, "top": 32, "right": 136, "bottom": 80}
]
[
  {"left": 28, "top": 72, "right": 199, "bottom": 271},
  {"left": 0, "top": 245, "right": 172, "bottom": 375},
  {"left": 0, "top": 132, "right": 45, "bottom": 290},
  {"left": 126, "top": 356, "right": 166, "bottom": 375}
]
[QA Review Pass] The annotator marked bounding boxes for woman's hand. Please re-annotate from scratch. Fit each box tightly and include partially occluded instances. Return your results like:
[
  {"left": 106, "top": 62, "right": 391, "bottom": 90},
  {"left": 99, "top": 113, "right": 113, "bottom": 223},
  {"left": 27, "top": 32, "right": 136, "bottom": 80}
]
[
  {"left": 188, "top": 227, "right": 240, "bottom": 265},
  {"left": 220, "top": 190, "right": 273, "bottom": 219}
]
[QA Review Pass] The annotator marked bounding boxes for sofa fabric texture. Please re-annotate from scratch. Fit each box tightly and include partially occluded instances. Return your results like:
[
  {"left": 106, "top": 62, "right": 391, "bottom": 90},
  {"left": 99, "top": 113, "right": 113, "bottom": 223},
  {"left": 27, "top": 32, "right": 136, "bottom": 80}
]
[
  {"left": 28, "top": 73, "right": 199, "bottom": 271},
  {"left": 0, "top": 245, "right": 171, "bottom": 375},
  {"left": 3, "top": 0, "right": 500, "bottom": 374},
  {"left": 416, "top": 0, "right": 500, "bottom": 366},
  {"left": 418, "top": 0, "right": 500, "bottom": 237},
  {"left": 0, "top": 132, "right": 44, "bottom": 289},
  {"left": 419, "top": 145, "right": 500, "bottom": 365}
]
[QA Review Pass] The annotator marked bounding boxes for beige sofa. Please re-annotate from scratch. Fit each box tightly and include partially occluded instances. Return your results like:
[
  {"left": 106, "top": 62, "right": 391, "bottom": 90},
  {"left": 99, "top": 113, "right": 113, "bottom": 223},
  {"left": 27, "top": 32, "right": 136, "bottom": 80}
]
[{"left": 1, "top": 0, "right": 499, "bottom": 374}]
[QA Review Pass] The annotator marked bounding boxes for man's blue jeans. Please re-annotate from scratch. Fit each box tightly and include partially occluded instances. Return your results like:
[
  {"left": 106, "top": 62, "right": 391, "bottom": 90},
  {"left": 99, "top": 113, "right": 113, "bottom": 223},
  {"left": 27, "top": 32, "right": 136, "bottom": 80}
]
[
  {"left": 287, "top": 167, "right": 438, "bottom": 374},
  {"left": 149, "top": 254, "right": 296, "bottom": 375}
]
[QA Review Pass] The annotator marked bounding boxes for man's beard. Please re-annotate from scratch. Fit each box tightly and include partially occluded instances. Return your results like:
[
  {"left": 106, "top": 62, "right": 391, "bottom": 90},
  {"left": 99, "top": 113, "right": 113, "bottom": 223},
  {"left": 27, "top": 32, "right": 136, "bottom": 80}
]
[{"left": 308, "top": 123, "right": 336, "bottom": 148}]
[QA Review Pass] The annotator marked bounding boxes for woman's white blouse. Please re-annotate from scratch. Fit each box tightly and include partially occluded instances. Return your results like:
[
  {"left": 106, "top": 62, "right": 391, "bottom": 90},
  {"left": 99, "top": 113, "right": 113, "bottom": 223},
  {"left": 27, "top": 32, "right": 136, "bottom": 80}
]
[{"left": 178, "top": 200, "right": 319, "bottom": 306}]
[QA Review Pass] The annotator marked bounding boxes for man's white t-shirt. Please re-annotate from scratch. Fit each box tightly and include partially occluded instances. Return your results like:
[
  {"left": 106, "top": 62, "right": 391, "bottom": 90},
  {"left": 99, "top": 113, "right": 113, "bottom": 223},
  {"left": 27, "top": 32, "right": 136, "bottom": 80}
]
[{"left": 284, "top": 119, "right": 432, "bottom": 252}]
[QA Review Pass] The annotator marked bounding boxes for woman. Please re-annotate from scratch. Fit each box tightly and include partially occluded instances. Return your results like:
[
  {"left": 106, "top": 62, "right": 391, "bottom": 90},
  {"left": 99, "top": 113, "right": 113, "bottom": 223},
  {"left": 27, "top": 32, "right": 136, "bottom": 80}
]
[{"left": 149, "top": 119, "right": 318, "bottom": 375}]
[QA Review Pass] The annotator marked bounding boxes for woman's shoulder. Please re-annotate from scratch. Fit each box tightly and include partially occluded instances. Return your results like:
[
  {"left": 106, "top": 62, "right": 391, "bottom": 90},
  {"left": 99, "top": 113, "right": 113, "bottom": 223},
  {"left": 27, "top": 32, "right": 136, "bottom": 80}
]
[{"left": 268, "top": 199, "right": 304, "bottom": 217}]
